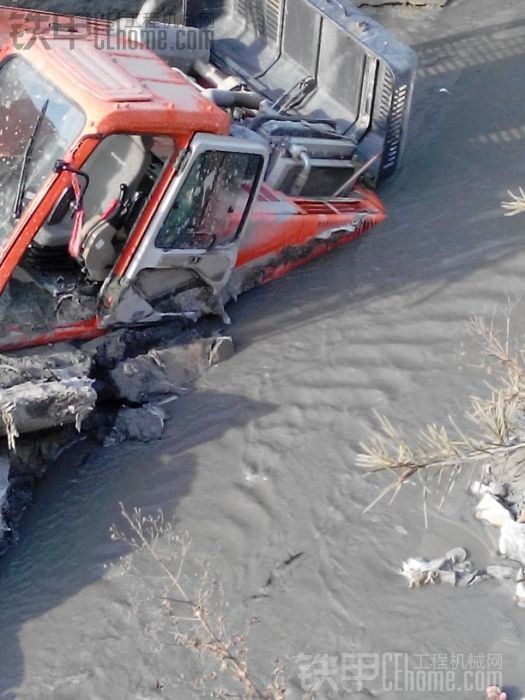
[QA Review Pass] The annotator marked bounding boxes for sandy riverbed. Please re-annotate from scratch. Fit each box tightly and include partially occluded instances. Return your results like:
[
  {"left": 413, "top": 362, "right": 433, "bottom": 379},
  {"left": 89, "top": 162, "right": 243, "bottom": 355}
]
[{"left": 1, "top": 0, "right": 525, "bottom": 698}]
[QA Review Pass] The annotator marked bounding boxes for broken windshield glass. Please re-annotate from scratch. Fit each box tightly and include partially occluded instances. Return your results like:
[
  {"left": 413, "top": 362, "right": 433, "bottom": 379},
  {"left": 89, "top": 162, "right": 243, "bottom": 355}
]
[
  {"left": 0, "top": 56, "right": 85, "bottom": 247},
  {"left": 156, "top": 150, "right": 263, "bottom": 249}
]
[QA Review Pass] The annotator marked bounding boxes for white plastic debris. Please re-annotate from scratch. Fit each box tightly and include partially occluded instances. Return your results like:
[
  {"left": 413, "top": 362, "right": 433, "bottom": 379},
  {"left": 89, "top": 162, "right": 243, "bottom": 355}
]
[
  {"left": 400, "top": 547, "right": 468, "bottom": 588},
  {"left": 400, "top": 558, "right": 440, "bottom": 587},
  {"left": 475, "top": 493, "right": 513, "bottom": 528}
]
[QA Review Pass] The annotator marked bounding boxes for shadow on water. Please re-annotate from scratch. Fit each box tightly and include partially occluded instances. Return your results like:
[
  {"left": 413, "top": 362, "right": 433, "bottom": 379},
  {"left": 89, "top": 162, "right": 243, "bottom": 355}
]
[
  {"left": 0, "top": 388, "right": 276, "bottom": 698},
  {"left": 227, "top": 17, "right": 525, "bottom": 348}
]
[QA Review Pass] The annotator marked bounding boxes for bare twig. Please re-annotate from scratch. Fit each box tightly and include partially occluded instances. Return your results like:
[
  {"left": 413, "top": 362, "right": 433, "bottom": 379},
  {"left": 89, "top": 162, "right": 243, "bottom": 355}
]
[
  {"left": 359, "top": 316, "right": 525, "bottom": 510},
  {"left": 111, "top": 504, "right": 286, "bottom": 699}
]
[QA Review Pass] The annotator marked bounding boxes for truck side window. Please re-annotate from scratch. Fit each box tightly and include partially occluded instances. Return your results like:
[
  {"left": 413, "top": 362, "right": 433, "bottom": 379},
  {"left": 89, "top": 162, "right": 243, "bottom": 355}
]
[{"left": 156, "top": 150, "right": 263, "bottom": 250}]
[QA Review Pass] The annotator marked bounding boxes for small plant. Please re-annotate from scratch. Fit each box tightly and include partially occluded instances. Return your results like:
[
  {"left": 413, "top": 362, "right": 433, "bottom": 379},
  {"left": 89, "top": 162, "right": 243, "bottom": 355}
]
[
  {"left": 358, "top": 314, "right": 525, "bottom": 517},
  {"left": 110, "top": 504, "right": 286, "bottom": 699}
]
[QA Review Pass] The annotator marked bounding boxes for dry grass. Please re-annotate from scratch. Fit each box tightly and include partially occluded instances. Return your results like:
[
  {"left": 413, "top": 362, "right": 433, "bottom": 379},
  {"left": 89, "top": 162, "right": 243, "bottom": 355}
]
[
  {"left": 358, "top": 314, "right": 525, "bottom": 514},
  {"left": 502, "top": 188, "right": 525, "bottom": 217},
  {"left": 111, "top": 504, "right": 286, "bottom": 699}
]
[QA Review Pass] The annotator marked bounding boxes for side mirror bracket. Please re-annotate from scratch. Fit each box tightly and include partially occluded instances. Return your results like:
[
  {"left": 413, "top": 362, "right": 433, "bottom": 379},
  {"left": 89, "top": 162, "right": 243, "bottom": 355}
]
[{"left": 54, "top": 159, "right": 90, "bottom": 195}]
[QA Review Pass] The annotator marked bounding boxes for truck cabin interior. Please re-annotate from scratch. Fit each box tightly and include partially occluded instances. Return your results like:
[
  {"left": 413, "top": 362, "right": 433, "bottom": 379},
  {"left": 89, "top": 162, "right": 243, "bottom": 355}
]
[{"left": 1, "top": 126, "right": 175, "bottom": 337}]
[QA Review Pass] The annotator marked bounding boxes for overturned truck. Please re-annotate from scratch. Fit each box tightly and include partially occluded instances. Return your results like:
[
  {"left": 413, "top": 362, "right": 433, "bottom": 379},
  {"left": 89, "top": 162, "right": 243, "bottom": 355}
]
[{"left": 0, "top": 0, "right": 416, "bottom": 543}]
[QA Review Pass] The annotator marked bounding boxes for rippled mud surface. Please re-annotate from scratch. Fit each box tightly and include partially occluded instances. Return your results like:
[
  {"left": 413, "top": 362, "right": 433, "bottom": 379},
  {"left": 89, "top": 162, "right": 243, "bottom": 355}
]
[{"left": 2, "top": 0, "right": 525, "bottom": 698}]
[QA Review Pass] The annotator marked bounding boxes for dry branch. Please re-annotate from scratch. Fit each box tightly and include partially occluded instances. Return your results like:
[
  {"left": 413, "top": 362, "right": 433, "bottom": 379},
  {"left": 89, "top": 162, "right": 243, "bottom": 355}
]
[
  {"left": 502, "top": 188, "right": 525, "bottom": 217},
  {"left": 358, "top": 316, "right": 525, "bottom": 510},
  {"left": 111, "top": 504, "right": 286, "bottom": 699}
]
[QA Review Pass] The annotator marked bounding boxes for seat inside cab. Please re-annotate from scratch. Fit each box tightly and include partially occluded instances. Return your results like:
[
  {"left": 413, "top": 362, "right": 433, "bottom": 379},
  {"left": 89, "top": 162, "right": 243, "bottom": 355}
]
[
  {"left": 34, "top": 135, "right": 151, "bottom": 251},
  {"left": 26, "top": 134, "right": 174, "bottom": 279}
]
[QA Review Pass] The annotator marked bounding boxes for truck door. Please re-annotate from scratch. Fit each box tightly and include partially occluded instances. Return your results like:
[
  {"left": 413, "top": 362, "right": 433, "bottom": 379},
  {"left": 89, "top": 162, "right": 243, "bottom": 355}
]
[{"left": 106, "top": 134, "right": 268, "bottom": 323}]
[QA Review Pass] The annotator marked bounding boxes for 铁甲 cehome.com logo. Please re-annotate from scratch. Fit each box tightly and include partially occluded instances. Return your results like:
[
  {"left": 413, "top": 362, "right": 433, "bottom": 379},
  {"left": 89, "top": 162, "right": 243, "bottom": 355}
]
[
  {"left": 297, "top": 652, "right": 503, "bottom": 694},
  {"left": 7, "top": 11, "right": 214, "bottom": 54}
]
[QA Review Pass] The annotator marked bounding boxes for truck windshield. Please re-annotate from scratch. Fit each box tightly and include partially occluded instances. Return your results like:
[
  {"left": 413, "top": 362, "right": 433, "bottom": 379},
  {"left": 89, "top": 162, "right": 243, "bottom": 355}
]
[{"left": 0, "top": 56, "right": 85, "bottom": 246}]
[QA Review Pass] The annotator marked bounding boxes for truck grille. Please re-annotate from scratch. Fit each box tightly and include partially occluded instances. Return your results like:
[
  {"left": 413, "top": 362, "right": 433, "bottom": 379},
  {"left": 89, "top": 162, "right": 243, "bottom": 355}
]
[
  {"left": 382, "top": 82, "right": 409, "bottom": 175},
  {"left": 295, "top": 200, "right": 335, "bottom": 215},
  {"left": 295, "top": 200, "right": 362, "bottom": 216},
  {"left": 378, "top": 69, "right": 394, "bottom": 126}
]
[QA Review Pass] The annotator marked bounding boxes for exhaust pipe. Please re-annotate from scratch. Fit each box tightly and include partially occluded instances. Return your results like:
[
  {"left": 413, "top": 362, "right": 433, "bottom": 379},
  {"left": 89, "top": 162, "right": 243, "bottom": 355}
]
[
  {"left": 136, "top": 0, "right": 181, "bottom": 26},
  {"left": 203, "top": 89, "right": 263, "bottom": 111}
]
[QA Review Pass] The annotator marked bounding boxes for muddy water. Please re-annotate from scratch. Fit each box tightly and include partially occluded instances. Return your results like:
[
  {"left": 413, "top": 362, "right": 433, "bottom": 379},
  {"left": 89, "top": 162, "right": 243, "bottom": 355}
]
[{"left": 2, "top": 0, "right": 525, "bottom": 698}]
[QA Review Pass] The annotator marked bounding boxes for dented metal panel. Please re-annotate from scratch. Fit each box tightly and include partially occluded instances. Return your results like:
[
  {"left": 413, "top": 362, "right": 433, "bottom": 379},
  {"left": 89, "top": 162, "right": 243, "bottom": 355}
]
[{"left": 50, "top": 41, "right": 153, "bottom": 103}]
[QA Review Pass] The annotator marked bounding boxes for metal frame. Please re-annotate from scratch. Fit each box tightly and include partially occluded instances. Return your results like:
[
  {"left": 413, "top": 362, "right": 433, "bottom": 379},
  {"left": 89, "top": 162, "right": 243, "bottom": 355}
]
[{"left": 124, "top": 133, "right": 269, "bottom": 295}]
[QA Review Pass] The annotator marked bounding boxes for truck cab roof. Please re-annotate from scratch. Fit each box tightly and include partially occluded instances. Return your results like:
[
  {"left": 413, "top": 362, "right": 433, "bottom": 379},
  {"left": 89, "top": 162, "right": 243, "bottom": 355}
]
[{"left": 5, "top": 31, "right": 230, "bottom": 139}]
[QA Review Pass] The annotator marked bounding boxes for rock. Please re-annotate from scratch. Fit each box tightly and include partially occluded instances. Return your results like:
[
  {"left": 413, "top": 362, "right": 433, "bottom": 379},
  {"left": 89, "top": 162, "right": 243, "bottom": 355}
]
[
  {"left": 486, "top": 687, "right": 508, "bottom": 700},
  {"left": 0, "top": 349, "right": 92, "bottom": 390},
  {"left": 475, "top": 493, "right": 513, "bottom": 528},
  {"left": 437, "top": 570, "right": 457, "bottom": 585},
  {"left": 486, "top": 565, "right": 516, "bottom": 580},
  {"left": 110, "top": 335, "right": 234, "bottom": 403},
  {"left": 208, "top": 336, "right": 234, "bottom": 365},
  {"left": 464, "top": 570, "right": 489, "bottom": 587},
  {"left": 499, "top": 521, "right": 525, "bottom": 566},
  {"left": 398, "top": 547, "right": 518, "bottom": 590},
  {"left": 446, "top": 546, "right": 468, "bottom": 564},
  {"left": 470, "top": 480, "right": 486, "bottom": 496},
  {"left": 0, "top": 330, "right": 234, "bottom": 554},
  {"left": 471, "top": 479, "right": 510, "bottom": 500},
  {"left": 0, "top": 377, "right": 96, "bottom": 447},
  {"left": 489, "top": 482, "right": 511, "bottom": 500},
  {"left": 105, "top": 405, "right": 166, "bottom": 445},
  {"left": 0, "top": 348, "right": 95, "bottom": 446},
  {"left": 515, "top": 568, "right": 525, "bottom": 608}
]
